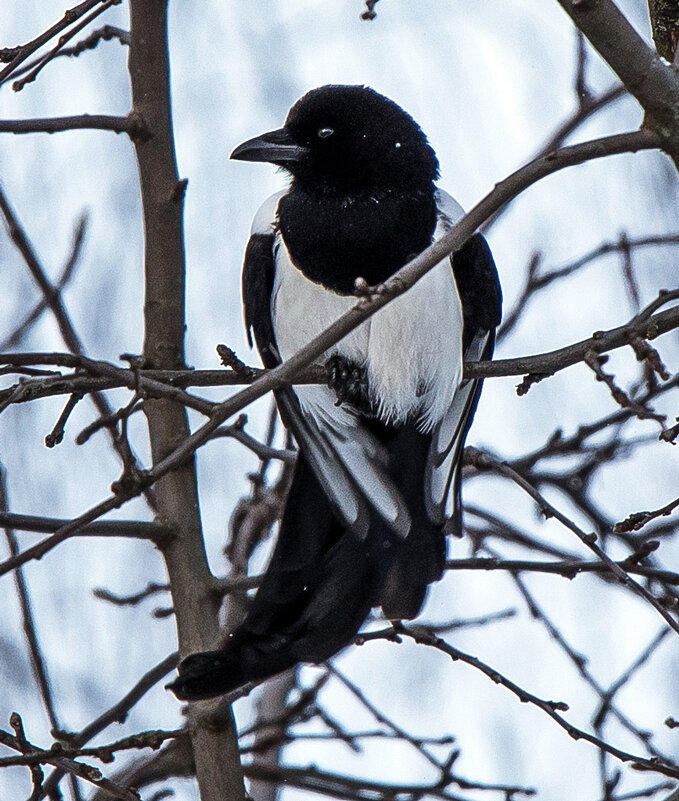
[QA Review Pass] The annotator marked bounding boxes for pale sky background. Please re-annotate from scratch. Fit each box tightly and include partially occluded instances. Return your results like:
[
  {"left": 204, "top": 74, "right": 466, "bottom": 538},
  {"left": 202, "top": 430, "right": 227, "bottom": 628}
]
[{"left": 1, "top": 1, "right": 678, "bottom": 799}]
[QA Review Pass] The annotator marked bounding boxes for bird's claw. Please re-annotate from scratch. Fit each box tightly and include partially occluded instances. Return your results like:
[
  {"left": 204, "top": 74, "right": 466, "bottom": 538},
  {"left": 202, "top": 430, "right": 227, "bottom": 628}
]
[{"left": 327, "top": 355, "right": 370, "bottom": 409}]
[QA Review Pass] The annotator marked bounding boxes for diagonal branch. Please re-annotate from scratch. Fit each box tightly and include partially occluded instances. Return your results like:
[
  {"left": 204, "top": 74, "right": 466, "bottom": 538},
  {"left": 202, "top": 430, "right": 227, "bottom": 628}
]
[
  {"left": 40, "top": 653, "right": 178, "bottom": 800},
  {"left": 0, "top": 0, "right": 107, "bottom": 83},
  {"left": 0, "top": 132, "right": 663, "bottom": 591},
  {"left": 0, "top": 187, "right": 156, "bottom": 511},
  {"left": 11, "top": 0, "right": 122, "bottom": 92},
  {"left": 126, "top": 130, "right": 662, "bottom": 484},
  {"left": 6, "top": 25, "right": 129, "bottom": 85},
  {"left": 466, "top": 448, "right": 679, "bottom": 637},
  {"left": 388, "top": 625, "right": 679, "bottom": 781},
  {"left": 0, "top": 213, "right": 88, "bottom": 350},
  {"left": 1, "top": 285, "right": 677, "bottom": 413},
  {"left": 0, "top": 469, "right": 60, "bottom": 734},
  {"left": 554, "top": 0, "right": 679, "bottom": 164}
]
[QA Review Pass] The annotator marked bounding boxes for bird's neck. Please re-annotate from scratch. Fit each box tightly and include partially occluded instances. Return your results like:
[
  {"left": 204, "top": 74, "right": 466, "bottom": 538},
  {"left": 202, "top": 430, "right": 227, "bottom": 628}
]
[{"left": 278, "top": 184, "right": 437, "bottom": 294}]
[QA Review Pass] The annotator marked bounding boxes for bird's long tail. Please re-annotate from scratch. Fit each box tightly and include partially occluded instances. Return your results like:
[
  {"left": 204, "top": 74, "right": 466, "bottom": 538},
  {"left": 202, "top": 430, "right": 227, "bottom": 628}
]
[{"left": 169, "top": 455, "right": 385, "bottom": 700}]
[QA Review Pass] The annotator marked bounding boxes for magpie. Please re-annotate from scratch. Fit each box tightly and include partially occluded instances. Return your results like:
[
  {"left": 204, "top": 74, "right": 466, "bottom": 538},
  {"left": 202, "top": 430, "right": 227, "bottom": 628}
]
[{"left": 169, "top": 85, "right": 501, "bottom": 700}]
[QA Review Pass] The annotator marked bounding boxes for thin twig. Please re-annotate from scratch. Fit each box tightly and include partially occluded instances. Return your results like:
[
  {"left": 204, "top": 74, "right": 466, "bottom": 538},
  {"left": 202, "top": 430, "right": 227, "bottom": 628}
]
[
  {"left": 0, "top": 0, "right": 106, "bottom": 82},
  {"left": 384, "top": 624, "right": 679, "bottom": 781},
  {"left": 0, "top": 717, "right": 140, "bottom": 801},
  {"left": 0, "top": 470, "right": 60, "bottom": 733},
  {"left": 40, "top": 654, "right": 179, "bottom": 799},
  {"left": 1, "top": 213, "right": 88, "bottom": 350},
  {"left": 466, "top": 448, "right": 679, "bottom": 637},
  {"left": 12, "top": 0, "right": 122, "bottom": 91},
  {"left": 7, "top": 26, "right": 129, "bottom": 84},
  {"left": 443, "top": 556, "right": 679, "bottom": 585},
  {"left": 0, "top": 512, "right": 166, "bottom": 539}
]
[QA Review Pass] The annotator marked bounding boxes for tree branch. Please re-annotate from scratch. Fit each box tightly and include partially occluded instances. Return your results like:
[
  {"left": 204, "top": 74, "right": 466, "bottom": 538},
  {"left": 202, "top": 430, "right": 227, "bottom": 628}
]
[
  {"left": 122, "top": 130, "right": 662, "bottom": 486},
  {"left": 388, "top": 625, "right": 679, "bottom": 781},
  {"left": 555, "top": 0, "right": 679, "bottom": 163},
  {"left": 468, "top": 295, "right": 679, "bottom": 381},
  {"left": 443, "top": 556, "right": 679, "bottom": 584},
  {"left": 1, "top": 285, "right": 677, "bottom": 413},
  {"left": 466, "top": 448, "right": 679, "bottom": 637},
  {"left": 0, "top": 0, "right": 107, "bottom": 83},
  {"left": 0, "top": 717, "right": 141, "bottom": 801},
  {"left": 40, "top": 653, "right": 179, "bottom": 800},
  {"left": 11, "top": 0, "right": 122, "bottom": 92},
  {"left": 0, "top": 512, "right": 166, "bottom": 539},
  {"left": 126, "top": 0, "right": 245, "bottom": 798},
  {"left": 0, "top": 114, "right": 143, "bottom": 136}
]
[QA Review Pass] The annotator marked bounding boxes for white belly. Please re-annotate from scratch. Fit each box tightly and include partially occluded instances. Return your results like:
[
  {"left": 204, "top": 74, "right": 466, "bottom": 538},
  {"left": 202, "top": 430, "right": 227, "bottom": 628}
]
[{"left": 271, "top": 229, "right": 464, "bottom": 431}]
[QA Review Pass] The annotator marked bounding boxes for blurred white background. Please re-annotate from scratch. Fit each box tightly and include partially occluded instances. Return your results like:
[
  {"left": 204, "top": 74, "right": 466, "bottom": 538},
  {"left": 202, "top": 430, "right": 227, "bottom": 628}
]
[{"left": 1, "top": 1, "right": 678, "bottom": 799}]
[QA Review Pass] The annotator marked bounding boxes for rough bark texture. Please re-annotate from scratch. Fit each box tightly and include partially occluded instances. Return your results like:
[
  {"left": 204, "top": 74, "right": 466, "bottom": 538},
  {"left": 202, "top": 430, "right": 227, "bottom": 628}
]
[
  {"left": 648, "top": 0, "right": 679, "bottom": 61},
  {"left": 127, "top": 1, "right": 245, "bottom": 799}
]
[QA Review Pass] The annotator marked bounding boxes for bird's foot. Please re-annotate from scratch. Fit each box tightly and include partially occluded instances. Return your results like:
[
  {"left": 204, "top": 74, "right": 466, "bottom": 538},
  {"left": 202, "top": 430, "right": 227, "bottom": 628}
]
[{"left": 327, "top": 355, "right": 371, "bottom": 410}]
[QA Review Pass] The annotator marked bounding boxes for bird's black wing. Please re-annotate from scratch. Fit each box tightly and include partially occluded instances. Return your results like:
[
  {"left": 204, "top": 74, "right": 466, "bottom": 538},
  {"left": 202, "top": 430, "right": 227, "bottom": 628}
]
[{"left": 425, "top": 232, "right": 502, "bottom": 532}]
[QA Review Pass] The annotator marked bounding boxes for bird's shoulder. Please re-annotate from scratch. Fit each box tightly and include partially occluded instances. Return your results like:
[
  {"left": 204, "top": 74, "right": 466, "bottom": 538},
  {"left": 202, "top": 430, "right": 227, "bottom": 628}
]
[
  {"left": 434, "top": 187, "right": 502, "bottom": 348},
  {"left": 242, "top": 191, "right": 286, "bottom": 359}
]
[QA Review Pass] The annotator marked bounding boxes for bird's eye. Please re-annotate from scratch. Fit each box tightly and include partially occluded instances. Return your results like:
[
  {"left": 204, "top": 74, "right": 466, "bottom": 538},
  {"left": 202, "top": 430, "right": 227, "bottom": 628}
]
[{"left": 317, "top": 127, "right": 334, "bottom": 139}]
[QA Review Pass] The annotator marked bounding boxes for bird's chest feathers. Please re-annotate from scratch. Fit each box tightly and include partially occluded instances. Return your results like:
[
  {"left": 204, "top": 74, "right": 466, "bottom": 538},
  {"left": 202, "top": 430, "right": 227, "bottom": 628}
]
[
  {"left": 271, "top": 233, "right": 464, "bottom": 429},
  {"left": 278, "top": 188, "right": 437, "bottom": 293}
]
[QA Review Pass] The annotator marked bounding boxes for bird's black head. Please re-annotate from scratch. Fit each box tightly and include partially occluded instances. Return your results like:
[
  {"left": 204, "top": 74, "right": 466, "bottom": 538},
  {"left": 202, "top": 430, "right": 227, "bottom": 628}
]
[{"left": 231, "top": 85, "right": 439, "bottom": 194}]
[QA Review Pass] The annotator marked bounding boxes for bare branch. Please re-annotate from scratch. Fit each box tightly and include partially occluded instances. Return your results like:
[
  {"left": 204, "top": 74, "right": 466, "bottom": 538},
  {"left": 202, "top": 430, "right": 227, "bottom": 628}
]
[
  {"left": 495, "top": 550, "right": 673, "bottom": 762},
  {"left": 244, "top": 761, "right": 535, "bottom": 801},
  {"left": 474, "top": 294, "right": 679, "bottom": 383},
  {"left": 7, "top": 25, "right": 129, "bottom": 85},
  {"left": 615, "top": 495, "right": 679, "bottom": 533},
  {"left": 0, "top": 512, "right": 166, "bottom": 539},
  {"left": 0, "top": 0, "right": 108, "bottom": 83},
  {"left": 11, "top": 0, "right": 122, "bottom": 92},
  {"left": 0, "top": 715, "right": 140, "bottom": 801},
  {"left": 0, "top": 469, "right": 60, "bottom": 734},
  {"left": 385, "top": 624, "right": 679, "bottom": 781},
  {"left": 0, "top": 213, "right": 88, "bottom": 351},
  {"left": 499, "top": 232, "right": 679, "bottom": 341},
  {"left": 45, "top": 392, "right": 84, "bottom": 447},
  {"left": 3, "top": 287, "right": 676, "bottom": 412},
  {"left": 0, "top": 497, "right": 167, "bottom": 580},
  {"left": 210, "top": 421, "right": 297, "bottom": 464},
  {"left": 466, "top": 448, "right": 679, "bottom": 637},
  {"left": 0, "top": 728, "right": 183, "bottom": 768},
  {"left": 0, "top": 114, "right": 143, "bottom": 136},
  {"left": 93, "top": 583, "right": 170, "bottom": 606},
  {"left": 40, "top": 653, "right": 179, "bottom": 799},
  {"left": 554, "top": 0, "right": 679, "bottom": 163},
  {"left": 444, "top": 556, "right": 679, "bottom": 585}
]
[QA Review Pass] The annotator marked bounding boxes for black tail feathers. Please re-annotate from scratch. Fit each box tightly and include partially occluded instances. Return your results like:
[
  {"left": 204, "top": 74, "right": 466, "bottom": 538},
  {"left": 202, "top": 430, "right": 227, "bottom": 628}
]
[{"left": 169, "top": 434, "right": 445, "bottom": 701}]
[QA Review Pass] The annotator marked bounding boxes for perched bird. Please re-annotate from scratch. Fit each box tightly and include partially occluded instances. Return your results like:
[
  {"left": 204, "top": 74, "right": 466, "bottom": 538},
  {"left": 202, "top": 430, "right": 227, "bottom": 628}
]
[{"left": 169, "top": 85, "right": 501, "bottom": 700}]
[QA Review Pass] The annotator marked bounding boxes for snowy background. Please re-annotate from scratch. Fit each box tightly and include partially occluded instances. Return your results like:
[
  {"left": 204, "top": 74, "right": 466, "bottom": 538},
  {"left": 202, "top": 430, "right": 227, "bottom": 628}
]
[{"left": 1, "top": 1, "right": 678, "bottom": 799}]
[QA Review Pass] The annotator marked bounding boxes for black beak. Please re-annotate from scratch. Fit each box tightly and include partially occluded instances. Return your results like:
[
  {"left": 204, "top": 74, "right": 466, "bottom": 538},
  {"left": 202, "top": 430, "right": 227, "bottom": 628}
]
[{"left": 230, "top": 127, "right": 309, "bottom": 164}]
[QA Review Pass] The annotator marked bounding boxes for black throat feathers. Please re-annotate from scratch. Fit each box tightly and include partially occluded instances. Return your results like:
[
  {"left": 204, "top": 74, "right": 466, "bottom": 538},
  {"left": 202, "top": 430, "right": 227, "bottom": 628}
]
[{"left": 277, "top": 186, "right": 438, "bottom": 295}]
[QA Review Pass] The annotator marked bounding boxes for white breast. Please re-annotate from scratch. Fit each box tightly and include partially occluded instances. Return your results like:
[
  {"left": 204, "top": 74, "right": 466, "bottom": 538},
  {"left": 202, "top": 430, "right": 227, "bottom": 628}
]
[{"left": 269, "top": 188, "right": 465, "bottom": 431}]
